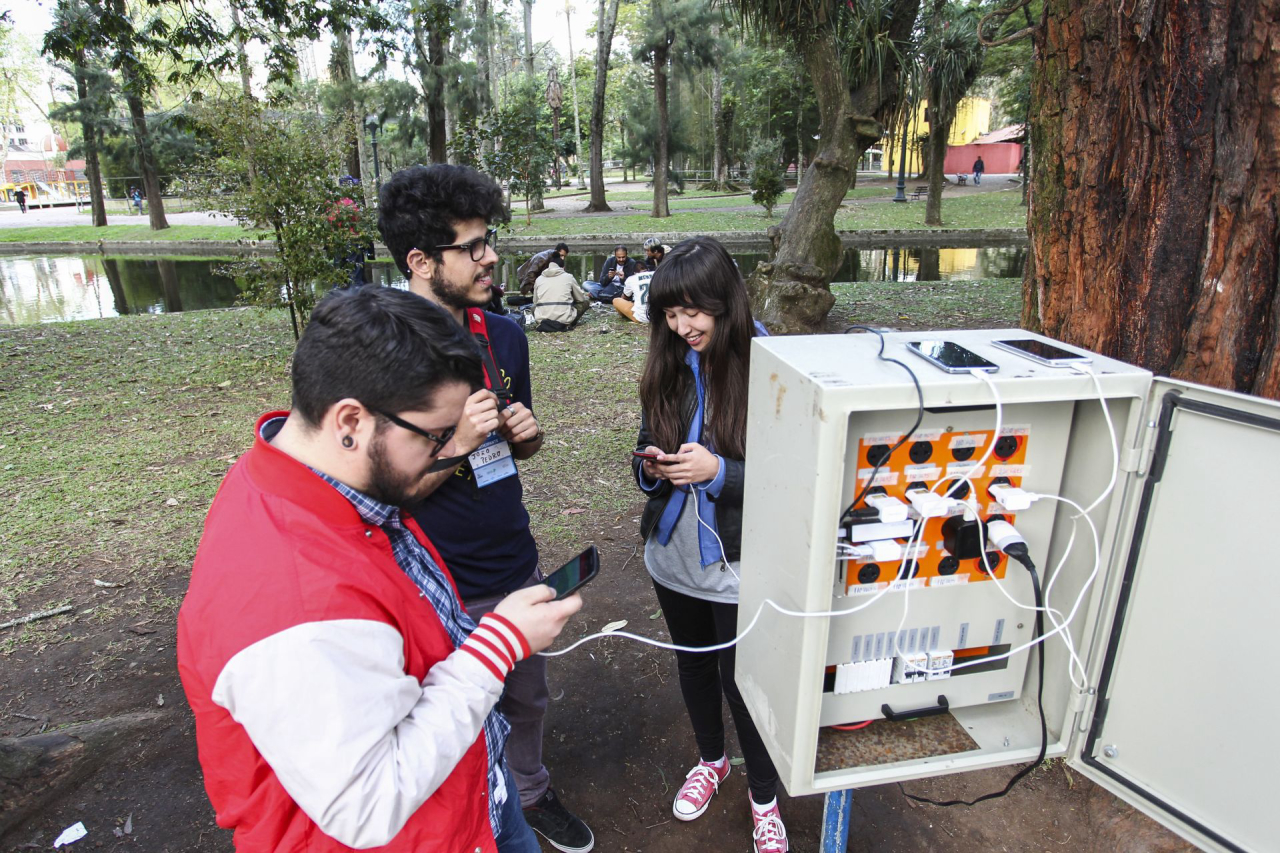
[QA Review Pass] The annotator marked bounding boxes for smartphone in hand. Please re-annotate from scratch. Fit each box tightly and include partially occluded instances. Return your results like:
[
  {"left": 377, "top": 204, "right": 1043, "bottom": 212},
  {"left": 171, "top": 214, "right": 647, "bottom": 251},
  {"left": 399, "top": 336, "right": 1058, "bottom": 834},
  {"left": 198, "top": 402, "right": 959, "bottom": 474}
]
[
  {"left": 542, "top": 545, "right": 600, "bottom": 600},
  {"left": 632, "top": 450, "right": 676, "bottom": 463}
]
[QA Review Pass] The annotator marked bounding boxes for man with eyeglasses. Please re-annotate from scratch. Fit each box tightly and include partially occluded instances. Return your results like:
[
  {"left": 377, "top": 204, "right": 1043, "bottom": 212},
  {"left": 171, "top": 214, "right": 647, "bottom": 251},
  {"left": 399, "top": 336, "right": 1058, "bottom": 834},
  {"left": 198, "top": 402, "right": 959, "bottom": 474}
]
[
  {"left": 377, "top": 164, "right": 595, "bottom": 853},
  {"left": 178, "top": 286, "right": 583, "bottom": 853}
]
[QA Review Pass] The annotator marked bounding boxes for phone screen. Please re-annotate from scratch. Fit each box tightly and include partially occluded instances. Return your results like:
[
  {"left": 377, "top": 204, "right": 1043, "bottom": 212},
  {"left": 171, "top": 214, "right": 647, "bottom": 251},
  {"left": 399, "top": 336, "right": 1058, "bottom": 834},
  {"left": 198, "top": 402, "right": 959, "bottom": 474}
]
[
  {"left": 908, "top": 340, "right": 999, "bottom": 371},
  {"left": 543, "top": 545, "right": 600, "bottom": 600},
  {"left": 994, "top": 338, "right": 1090, "bottom": 362}
]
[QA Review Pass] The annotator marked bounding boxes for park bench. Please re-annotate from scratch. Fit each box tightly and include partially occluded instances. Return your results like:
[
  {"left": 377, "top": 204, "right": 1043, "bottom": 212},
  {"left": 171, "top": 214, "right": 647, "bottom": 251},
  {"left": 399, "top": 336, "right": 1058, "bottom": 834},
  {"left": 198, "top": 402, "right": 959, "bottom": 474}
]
[{"left": 910, "top": 185, "right": 929, "bottom": 200}]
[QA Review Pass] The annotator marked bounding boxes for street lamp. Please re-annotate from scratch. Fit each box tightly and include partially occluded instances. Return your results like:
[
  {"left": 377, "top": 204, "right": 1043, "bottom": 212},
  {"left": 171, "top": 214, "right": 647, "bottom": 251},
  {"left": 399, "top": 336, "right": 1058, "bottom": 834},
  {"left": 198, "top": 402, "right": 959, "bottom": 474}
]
[
  {"left": 893, "top": 105, "right": 910, "bottom": 203},
  {"left": 364, "top": 114, "right": 382, "bottom": 191}
]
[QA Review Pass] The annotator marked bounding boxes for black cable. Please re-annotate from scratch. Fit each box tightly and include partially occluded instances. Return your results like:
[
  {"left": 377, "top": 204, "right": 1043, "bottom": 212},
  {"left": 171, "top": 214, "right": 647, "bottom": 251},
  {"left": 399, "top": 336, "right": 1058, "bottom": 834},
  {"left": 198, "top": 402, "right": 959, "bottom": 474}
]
[
  {"left": 841, "top": 325, "right": 926, "bottom": 524},
  {"left": 898, "top": 554, "right": 1047, "bottom": 808}
]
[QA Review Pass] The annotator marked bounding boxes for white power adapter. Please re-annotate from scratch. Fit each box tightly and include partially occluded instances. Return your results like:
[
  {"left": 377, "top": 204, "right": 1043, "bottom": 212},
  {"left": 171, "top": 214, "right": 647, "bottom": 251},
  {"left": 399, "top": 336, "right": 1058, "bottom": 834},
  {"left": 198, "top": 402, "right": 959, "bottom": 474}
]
[
  {"left": 905, "top": 489, "right": 950, "bottom": 519},
  {"left": 989, "top": 482, "right": 1033, "bottom": 512},
  {"left": 865, "top": 493, "right": 909, "bottom": 524}
]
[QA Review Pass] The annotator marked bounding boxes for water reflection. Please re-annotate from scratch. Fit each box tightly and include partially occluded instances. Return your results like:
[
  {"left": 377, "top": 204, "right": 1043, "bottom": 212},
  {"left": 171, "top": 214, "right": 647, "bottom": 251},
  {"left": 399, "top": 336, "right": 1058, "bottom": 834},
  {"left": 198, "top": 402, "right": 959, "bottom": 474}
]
[
  {"left": 0, "top": 255, "right": 246, "bottom": 325},
  {"left": 0, "top": 244, "right": 1025, "bottom": 325}
]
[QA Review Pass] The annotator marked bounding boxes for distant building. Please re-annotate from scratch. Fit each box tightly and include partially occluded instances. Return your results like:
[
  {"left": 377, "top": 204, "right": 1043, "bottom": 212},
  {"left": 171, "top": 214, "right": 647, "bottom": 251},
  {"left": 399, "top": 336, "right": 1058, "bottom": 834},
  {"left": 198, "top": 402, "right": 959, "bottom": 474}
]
[
  {"left": 943, "top": 124, "right": 1025, "bottom": 177},
  {"left": 3, "top": 129, "right": 89, "bottom": 205},
  {"left": 873, "top": 96, "right": 1001, "bottom": 176}
]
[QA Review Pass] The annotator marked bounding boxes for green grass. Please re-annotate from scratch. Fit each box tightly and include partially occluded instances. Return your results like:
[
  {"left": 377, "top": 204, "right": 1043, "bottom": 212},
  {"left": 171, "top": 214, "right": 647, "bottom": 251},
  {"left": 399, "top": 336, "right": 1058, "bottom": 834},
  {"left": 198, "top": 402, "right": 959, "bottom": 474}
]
[
  {"left": 830, "top": 277, "right": 1022, "bottom": 330},
  {"left": 503, "top": 209, "right": 784, "bottom": 237},
  {"left": 835, "top": 188, "right": 1028, "bottom": 230},
  {"left": 0, "top": 224, "right": 265, "bottom": 243}
]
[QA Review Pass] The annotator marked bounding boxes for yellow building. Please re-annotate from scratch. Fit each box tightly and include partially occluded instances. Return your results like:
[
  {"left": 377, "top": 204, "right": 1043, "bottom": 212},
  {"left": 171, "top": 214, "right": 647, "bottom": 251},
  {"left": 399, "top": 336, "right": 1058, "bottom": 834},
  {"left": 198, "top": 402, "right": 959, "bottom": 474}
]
[{"left": 864, "top": 96, "right": 992, "bottom": 176}]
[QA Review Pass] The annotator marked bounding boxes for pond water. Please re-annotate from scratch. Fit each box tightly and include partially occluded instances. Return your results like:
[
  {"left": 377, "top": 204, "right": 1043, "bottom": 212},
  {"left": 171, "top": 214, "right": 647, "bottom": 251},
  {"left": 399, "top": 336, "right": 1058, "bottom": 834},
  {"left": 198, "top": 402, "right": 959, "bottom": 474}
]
[{"left": 0, "top": 245, "right": 1025, "bottom": 326}]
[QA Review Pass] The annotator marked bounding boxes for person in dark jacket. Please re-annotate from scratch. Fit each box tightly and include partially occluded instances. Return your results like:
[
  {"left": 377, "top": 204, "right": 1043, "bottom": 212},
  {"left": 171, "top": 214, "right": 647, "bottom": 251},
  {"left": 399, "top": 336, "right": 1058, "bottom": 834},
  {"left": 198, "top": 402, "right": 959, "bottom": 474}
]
[
  {"left": 583, "top": 245, "right": 635, "bottom": 301},
  {"left": 630, "top": 237, "right": 786, "bottom": 853},
  {"left": 14, "top": 188, "right": 27, "bottom": 213},
  {"left": 972, "top": 156, "right": 985, "bottom": 185}
]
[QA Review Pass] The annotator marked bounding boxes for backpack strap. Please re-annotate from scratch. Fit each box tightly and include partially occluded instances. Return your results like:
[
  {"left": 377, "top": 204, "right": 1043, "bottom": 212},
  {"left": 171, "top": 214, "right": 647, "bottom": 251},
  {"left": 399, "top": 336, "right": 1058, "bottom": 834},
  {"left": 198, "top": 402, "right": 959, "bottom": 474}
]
[{"left": 466, "top": 308, "right": 513, "bottom": 403}]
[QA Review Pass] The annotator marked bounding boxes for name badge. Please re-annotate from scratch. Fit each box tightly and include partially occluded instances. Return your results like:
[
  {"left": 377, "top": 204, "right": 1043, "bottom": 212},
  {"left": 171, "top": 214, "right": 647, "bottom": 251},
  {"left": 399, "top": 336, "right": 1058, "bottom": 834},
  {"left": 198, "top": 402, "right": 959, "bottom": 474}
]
[{"left": 469, "top": 433, "right": 517, "bottom": 487}]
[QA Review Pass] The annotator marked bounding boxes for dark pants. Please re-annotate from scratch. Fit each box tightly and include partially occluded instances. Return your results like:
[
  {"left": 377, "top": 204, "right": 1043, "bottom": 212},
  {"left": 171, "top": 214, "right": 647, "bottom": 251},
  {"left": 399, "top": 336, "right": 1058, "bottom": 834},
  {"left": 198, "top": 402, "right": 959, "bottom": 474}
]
[
  {"left": 652, "top": 580, "right": 779, "bottom": 803},
  {"left": 464, "top": 570, "right": 551, "bottom": 808},
  {"left": 495, "top": 765, "right": 541, "bottom": 852}
]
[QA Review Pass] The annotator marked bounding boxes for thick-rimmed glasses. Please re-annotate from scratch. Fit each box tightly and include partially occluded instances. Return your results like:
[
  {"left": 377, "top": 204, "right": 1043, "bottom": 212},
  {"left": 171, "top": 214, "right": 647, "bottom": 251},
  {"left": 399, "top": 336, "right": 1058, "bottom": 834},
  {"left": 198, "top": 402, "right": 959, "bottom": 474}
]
[
  {"left": 369, "top": 407, "right": 457, "bottom": 455},
  {"left": 434, "top": 228, "right": 498, "bottom": 262}
]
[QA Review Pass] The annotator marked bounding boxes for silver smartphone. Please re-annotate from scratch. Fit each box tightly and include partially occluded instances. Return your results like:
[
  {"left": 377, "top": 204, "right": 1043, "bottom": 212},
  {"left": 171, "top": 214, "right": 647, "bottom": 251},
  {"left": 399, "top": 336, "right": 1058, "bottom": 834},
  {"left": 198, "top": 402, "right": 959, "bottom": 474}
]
[
  {"left": 991, "top": 338, "right": 1091, "bottom": 366},
  {"left": 905, "top": 340, "right": 1000, "bottom": 374}
]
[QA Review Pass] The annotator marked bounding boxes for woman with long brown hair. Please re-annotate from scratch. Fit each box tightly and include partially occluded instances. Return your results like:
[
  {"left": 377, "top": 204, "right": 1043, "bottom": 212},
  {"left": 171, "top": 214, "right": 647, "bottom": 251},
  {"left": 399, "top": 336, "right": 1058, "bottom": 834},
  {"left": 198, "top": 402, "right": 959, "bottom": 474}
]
[{"left": 630, "top": 237, "right": 787, "bottom": 853}]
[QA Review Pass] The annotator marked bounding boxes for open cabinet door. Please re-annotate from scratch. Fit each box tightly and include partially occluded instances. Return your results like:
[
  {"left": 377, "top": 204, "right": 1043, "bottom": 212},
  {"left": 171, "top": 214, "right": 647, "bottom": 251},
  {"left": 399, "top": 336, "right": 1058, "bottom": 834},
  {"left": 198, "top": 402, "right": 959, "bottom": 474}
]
[{"left": 1069, "top": 380, "right": 1280, "bottom": 852}]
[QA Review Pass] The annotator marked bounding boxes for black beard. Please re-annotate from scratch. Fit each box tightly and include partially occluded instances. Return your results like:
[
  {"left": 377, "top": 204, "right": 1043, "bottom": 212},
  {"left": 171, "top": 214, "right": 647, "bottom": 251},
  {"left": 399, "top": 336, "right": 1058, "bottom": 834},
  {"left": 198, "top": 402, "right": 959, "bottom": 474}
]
[
  {"left": 366, "top": 433, "right": 427, "bottom": 509},
  {"left": 432, "top": 266, "right": 495, "bottom": 313}
]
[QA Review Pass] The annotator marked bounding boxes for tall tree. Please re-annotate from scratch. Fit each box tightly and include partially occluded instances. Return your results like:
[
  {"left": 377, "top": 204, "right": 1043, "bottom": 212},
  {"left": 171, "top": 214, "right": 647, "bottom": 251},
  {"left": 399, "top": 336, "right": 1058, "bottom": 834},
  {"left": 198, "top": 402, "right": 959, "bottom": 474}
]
[
  {"left": 732, "top": 0, "right": 921, "bottom": 332},
  {"left": 585, "top": 0, "right": 621, "bottom": 211},
  {"left": 635, "top": 0, "right": 718, "bottom": 218},
  {"left": 411, "top": 2, "right": 451, "bottom": 163},
  {"left": 921, "top": 1, "right": 982, "bottom": 226},
  {"left": 564, "top": 2, "right": 586, "bottom": 188},
  {"left": 520, "top": 0, "right": 536, "bottom": 76},
  {"left": 114, "top": 24, "right": 169, "bottom": 230},
  {"left": 46, "top": 1, "right": 107, "bottom": 226},
  {"left": 1021, "top": 0, "right": 1280, "bottom": 399}
]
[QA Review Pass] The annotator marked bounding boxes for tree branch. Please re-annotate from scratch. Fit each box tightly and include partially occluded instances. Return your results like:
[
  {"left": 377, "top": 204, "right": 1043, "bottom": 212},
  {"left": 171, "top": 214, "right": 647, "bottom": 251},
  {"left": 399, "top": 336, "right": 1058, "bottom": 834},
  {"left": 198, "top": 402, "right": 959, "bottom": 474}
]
[{"left": 978, "top": 0, "right": 1039, "bottom": 47}]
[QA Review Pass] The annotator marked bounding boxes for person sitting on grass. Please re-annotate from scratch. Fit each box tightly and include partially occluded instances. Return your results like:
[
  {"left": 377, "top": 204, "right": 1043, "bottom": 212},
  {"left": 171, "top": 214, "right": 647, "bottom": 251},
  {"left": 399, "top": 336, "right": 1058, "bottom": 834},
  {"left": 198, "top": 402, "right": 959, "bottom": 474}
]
[
  {"left": 641, "top": 237, "right": 669, "bottom": 270},
  {"left": 517, "top": 242, "right": 570, "bottom": 295},
  {"left": 533, "top": 259, "right": 590, "bottom": 332},
  {"left": 613, "top": 264, "right": 654, "bottom": 324},
  {"left": 583, "top": 245, "right": 635, "bottom": 302}
]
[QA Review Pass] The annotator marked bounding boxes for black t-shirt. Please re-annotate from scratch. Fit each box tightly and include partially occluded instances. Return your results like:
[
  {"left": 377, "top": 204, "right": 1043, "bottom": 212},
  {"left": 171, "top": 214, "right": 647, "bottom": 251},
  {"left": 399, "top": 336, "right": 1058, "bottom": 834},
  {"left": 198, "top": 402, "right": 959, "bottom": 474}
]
[{"left": 410, "top": 311, "right": 539, "bottom": 600}]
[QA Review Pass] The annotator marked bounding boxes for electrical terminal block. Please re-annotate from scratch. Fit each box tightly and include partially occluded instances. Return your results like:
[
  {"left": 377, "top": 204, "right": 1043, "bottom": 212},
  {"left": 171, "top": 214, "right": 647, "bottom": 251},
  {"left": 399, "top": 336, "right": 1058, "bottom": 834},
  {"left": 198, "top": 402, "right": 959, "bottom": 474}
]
[
  {"left": 833, "top": 658, "right": 893, "bottom": 695},
  {"left": 926, "top": 648, "right": 954, "bottom": 681},
  {"left": 892, "top": 651, "right": 930, "bottom": 684},
  {"left": 865, "top": 493, "right": 909, "bottom": 524},
  {"left": 989, "top": 482, "right": 1033, "bottom": 512}
]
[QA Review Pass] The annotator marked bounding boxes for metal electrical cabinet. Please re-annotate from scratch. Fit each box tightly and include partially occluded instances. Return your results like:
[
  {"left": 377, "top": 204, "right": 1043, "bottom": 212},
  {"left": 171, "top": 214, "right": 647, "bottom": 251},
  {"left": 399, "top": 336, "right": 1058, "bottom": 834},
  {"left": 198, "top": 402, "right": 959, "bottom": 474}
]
[{"left": 735, "top": 329, "right": 1280, "bottom": 853}]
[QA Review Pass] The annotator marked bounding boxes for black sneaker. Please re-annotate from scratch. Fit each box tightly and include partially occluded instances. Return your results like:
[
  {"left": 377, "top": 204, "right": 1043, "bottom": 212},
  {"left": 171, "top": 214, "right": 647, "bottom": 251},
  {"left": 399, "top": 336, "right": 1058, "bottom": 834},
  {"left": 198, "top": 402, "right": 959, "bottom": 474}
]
[{"left": 522, "top": 788, "right": 594, "bottom": 853}]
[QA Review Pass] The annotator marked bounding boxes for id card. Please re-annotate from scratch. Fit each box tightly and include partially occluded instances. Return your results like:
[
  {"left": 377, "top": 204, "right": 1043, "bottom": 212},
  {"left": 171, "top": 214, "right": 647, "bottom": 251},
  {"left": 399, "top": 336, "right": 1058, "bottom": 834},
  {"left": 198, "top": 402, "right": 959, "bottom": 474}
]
[{"left": 469, "top": 433, "right": 517, "bottom": 487}]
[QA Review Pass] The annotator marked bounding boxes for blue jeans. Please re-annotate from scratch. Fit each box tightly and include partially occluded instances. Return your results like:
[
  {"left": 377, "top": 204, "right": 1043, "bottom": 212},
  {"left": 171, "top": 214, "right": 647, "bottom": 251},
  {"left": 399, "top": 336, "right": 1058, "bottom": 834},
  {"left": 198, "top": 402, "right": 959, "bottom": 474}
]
[
  {"left": 494, "top": 765, "right": 540, "bottom": 853},
  {"left": 974, "top": 173, "right": 982, "bottom": 185}
]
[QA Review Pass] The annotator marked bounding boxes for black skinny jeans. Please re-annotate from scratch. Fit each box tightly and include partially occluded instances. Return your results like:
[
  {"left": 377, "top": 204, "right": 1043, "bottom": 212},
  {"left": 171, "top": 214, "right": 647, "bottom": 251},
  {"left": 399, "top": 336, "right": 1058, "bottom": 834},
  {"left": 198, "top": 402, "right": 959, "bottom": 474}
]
[{"left": 652, "top": 579, "right": 779, "bottom": 804}]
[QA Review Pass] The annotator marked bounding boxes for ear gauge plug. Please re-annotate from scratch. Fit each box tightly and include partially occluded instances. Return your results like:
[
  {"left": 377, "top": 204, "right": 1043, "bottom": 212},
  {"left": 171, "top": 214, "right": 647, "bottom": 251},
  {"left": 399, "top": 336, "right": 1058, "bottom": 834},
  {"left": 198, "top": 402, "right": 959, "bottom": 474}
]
[{"left": 342, "top": 435, "right": 355, "bottom": 449}]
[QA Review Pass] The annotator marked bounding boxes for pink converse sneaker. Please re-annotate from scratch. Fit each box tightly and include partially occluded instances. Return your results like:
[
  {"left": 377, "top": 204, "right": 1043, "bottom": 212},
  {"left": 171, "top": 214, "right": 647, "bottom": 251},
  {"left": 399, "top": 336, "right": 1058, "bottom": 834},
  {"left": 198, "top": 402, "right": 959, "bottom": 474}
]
[
  {"left": 750, "top": 799, "right": 788, "bottom": 853},
  {"left": 672, "top": 758, "right": 730, "bottom": 821}
]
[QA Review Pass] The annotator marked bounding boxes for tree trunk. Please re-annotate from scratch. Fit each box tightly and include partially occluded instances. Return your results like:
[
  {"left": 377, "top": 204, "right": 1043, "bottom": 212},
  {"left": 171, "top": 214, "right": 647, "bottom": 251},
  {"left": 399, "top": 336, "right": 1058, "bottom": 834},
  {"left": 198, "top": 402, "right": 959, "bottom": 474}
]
[
  {"left": 231, "top": 3, "right": 253, "bottom": 97},
  {"left": 585, "top": 0, "right": 621, "bottom": 212},
  {"left": 565, "top": 2, "right": 586, "bottom": 188},
  {"left": 336, "top": 24, "right": 374, "bottom": 206},
  {"left": 72, "top": 60, "right": 106, "bottom": 227},
  {"left": 120, "top": 69, "right": 168, "bottom": 231},
  {"left": 521, "top": 0, "right": 536, "bottom": 76},
  {"left": 925, "top": 96, "right": 949, "bottom": 226},
  {"left": 0, "top": 712, "right": 165, "bottom": 837},
  {"left": 1025, "top": 0, "right": 1280, "bottom": 399},
  {"left": 712, "top": 62, "right": 727, "bottom": 188},
  {"left": 414, "top": 13, "right": 447, "bottom": 164},
  {"left": 651, "top": 5, "right": 671, "bottom": 219},
  {"left": 747, "top": 3, "right": 919, "bottom": 333}
]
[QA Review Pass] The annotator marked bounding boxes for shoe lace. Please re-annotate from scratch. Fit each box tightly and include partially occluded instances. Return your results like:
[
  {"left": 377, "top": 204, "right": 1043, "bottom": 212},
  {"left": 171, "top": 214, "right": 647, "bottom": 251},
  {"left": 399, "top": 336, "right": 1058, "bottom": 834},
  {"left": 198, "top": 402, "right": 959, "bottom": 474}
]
[
  {"left": 752, "top": 813, "right": 787, "bottom": 852},
  {"left": 679, "top": 764, "right": 722, "bottom": 802}
]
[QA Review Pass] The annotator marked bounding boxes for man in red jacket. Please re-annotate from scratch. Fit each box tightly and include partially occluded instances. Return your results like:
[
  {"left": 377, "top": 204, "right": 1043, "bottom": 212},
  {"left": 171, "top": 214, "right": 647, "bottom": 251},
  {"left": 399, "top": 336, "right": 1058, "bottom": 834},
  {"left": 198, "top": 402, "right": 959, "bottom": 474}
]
[{"left": 178, "top": 286, "right": 582, "bottom": 852}]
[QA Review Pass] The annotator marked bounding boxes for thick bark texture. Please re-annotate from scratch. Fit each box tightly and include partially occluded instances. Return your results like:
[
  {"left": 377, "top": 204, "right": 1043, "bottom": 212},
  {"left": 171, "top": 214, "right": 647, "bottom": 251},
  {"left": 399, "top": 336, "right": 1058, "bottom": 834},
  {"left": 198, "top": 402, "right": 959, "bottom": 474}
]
[
  {"left": 0, "top": 712, "right": 165, "bottom": 837},
  {"left": 1026, "top": 0, "right": 1280, "bottom": 399},
  {"left": 747, "top": 1, "right": 919, "bottom": 333},
  {"left": 924, "top": 113, "right": 948, "bottom": 225},
  {"left": 586, "top": 0, "right": 621, "bottom": 212},
  {"left": 711, "top": 46, "right": 726, "bottom": 186},
  {"left": 72, "top": 60, "right": 106, "bottom": 227},
  {"left": 413, "top": 13, "right": 447, "bottom": 164},
  {"left": 651, "top": 5, "right": 671, "bottom": 219},
  {"left": 122, "top": 87, "right": 168, "bottom": 230},
  {"left": 336, "top": 25, "right": 374, "bottom": 207}
]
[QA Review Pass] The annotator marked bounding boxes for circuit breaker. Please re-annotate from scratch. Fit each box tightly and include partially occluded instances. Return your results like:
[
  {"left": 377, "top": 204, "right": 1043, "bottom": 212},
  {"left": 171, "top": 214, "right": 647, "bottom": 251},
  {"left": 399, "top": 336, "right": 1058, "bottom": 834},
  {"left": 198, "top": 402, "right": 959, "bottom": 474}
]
[{"left": 734, "top": 329, "right": 1280, "bottom": 853}]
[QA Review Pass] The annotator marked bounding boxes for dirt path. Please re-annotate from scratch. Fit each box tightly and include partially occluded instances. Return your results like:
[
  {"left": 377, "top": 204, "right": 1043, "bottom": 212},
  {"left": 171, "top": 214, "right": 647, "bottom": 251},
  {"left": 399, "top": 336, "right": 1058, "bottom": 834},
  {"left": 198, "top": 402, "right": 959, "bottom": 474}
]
[{"left": 1, "top": 308, "right": 1191, "bottom": 853}]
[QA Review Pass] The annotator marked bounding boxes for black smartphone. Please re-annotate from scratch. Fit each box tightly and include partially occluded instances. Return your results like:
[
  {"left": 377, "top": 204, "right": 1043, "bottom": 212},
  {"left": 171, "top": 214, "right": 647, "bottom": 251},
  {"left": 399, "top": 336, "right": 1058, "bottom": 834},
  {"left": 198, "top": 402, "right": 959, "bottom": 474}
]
[
  {"left": 905, "top": 340, "right": 1000, "bottom": 374},
  {"left": 991, "top": 338, "right": 1092, "bottom": 366},
  {"left": 542, "top": 545, "right": 600, "bottom": 600}
]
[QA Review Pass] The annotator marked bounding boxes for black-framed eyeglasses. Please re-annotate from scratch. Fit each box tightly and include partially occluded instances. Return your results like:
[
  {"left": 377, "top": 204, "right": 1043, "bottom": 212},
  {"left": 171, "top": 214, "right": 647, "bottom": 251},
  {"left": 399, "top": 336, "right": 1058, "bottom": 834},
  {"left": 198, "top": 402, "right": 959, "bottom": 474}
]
[
  {"left": 369, "top": 408, "right": 457, "bottom": 455},
  {"left": 434, "top": 228, "right": 498, "bottom": 262}
]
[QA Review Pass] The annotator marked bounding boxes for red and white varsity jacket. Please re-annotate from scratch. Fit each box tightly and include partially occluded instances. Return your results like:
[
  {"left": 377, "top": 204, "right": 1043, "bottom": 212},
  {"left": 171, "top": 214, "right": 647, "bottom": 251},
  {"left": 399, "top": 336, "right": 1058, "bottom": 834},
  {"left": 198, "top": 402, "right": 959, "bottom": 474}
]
[{"left": 177, "top": 412, "right": 529, "bottom": 851}]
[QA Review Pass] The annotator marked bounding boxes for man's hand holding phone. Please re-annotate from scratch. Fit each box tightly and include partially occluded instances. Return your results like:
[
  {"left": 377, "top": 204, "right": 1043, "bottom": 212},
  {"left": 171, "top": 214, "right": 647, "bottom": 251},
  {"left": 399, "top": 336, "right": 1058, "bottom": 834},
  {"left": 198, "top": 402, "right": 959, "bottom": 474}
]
[{"left": 492, "top": 584, "right": 582, "bottom": 655}]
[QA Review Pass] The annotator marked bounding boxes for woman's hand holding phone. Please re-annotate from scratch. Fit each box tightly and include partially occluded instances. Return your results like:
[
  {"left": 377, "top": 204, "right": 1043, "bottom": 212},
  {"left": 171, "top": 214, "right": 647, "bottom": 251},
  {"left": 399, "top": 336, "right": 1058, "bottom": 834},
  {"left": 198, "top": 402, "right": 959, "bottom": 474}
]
[
  {"left": 638, "top": 445, "right": 671, "bottom": 481},
  {"left": 661, "top": 442, "right": 720, "bottom": 487}
]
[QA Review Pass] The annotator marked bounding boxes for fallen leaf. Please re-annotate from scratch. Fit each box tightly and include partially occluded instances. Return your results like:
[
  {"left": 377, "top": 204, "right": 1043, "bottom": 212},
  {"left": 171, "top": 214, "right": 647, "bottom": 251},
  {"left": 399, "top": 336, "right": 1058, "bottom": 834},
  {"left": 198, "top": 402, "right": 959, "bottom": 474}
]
[
  {"left": 217, "top": 380, "right": 232, "bottom": 388},
  {"left": 127, "top": 625, "right": 157, "bottom": 636},
  {"left": 729, "top": 757, "right": 745, "bottom": 766},
  {"left": 164, "top": 498, "right": 179, "bottom": 506},
  {"left": 123, "top": 814, "right": 132, "bottom": 835},
  {"left": 649, "top": 609, "right": 662, "bottom": 620},
  {"left": 561, "top": 508, "right": 586, "bottom": 516},
  {"left": 601, "top": 620, "right": 627, "bottom": 633}
]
